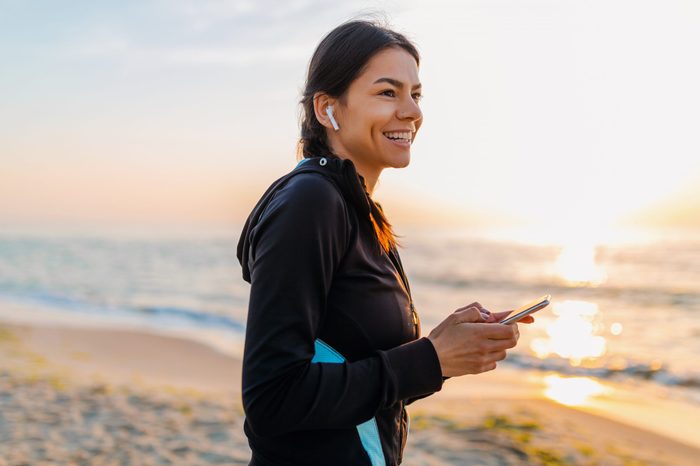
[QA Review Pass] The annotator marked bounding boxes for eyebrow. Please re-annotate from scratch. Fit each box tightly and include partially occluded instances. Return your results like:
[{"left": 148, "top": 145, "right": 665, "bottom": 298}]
[{"left": 373, "top": 77, "right": 422, "bottom": 90}]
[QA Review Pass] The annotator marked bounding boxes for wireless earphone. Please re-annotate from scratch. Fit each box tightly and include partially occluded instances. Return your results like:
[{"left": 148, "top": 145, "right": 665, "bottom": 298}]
[{"left": 325, "top": 105, "right": 340, "bottom": 131}]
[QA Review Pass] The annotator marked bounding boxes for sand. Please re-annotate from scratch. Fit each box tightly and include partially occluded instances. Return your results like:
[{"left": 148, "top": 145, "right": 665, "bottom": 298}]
[{"left": 1, "top": 320, "right": 698, "bottom": 466}]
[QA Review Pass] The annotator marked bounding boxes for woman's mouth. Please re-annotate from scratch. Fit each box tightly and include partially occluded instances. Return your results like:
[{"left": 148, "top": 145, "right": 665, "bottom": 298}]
[{"left": 382, "top": 131, "right": 413, "bottom": 147}]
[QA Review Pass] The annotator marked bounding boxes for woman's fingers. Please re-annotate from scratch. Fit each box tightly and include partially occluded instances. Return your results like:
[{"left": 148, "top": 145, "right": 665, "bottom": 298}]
[
  {"left": 453, "top": 306, "right": 485, "bottom": 323},
  {"left": 455, "top": 302, "right": 494, "bottom": 321},
  {"left": 456, "top": 305, "right": 536, "bottom": 324},
  {"left": 482, "top": 337, "right": 517, "bottom": 352},
  {"left": 488, "top": 350, "right": 508, "bottom": 362},
  {"left": 490, "top": 310, "right": 512, "bottom": 323},
  {"left": 456, "top": 302, "right": 486, "bottom": 313},
  {"left": 479, "top": 323, "right": 518, "bottom": 346}
]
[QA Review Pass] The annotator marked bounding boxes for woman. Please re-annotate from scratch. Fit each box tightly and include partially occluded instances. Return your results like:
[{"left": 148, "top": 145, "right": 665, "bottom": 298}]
[{"left": 236, "top": 19, "right": 533, "bottom": 466}]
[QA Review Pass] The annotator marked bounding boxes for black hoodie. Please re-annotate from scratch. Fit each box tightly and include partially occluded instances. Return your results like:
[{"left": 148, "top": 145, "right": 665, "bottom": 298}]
[{"left": 236, "top": 155, "right": 445, "bottom": 465}]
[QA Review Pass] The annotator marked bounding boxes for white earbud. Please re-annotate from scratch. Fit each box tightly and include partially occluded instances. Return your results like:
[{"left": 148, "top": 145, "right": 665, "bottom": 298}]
[{"left": 326, "top": 105, "right": 340, "bottom": 131}]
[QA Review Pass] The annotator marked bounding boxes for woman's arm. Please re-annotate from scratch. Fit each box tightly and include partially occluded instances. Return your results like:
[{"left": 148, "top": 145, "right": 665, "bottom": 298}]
[{"left": 241, "top": 174, "right": 443, "bottom": 437}]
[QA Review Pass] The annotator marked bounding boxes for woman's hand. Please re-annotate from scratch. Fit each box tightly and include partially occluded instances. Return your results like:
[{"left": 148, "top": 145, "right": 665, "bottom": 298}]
[{"left": 426, "top": 302, "right": 527, "bottom": 378}]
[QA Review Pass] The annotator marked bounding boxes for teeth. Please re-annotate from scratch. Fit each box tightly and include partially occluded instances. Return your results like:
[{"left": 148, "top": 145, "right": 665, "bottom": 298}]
[{"left": 383, "top": 131, "right": 412, "bottom": 141}]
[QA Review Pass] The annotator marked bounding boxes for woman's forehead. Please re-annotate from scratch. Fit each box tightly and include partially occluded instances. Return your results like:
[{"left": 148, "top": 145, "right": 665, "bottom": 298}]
[{"left": 356, "top": 48, "right": 420, "bottom": 87}]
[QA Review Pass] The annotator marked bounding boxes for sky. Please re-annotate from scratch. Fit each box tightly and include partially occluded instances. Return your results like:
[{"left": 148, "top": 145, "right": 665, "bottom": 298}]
[{"left": 2, "top": 0, "right": 699, "bottom": 241}]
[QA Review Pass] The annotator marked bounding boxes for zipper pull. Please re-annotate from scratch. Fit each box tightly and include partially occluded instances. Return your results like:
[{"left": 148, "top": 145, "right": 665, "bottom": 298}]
[{"left": 410, "top": 302, "right": 419, "bottom": 336}]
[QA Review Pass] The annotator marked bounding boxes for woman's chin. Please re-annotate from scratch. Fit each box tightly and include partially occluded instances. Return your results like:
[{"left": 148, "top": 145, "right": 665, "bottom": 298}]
[
  {"left": 378, "top": 150, "right": 411, "bottom": 169},
  {"left": 391, "top": 153, "right": 411, "bottom": 168}
]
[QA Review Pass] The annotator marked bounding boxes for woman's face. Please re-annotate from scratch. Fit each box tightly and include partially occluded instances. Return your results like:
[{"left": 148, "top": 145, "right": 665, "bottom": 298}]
[{"left": 328, "top": 47, "right": 423, "bottom": 176}]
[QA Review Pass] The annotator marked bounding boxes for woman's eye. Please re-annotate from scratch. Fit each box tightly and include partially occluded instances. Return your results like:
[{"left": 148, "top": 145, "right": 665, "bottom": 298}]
[{"left": 380, "top": 89, "right": 422, "bottom": 102}]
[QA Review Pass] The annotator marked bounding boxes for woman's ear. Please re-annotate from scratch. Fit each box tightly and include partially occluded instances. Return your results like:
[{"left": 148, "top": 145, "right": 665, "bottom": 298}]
[{"left": 313, "top": 92, "right": 338, "bottom": 131}]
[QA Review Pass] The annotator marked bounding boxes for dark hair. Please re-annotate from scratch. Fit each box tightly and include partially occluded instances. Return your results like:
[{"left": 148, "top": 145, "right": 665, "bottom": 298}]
[{"left": 297, "top": 18, "right": 420, "bottom": 254}]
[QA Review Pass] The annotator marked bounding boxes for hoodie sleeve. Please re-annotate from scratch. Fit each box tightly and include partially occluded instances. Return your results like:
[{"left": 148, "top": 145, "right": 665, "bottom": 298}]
[
  {"left": 405, "top": 376, "right": 451, "bottom": 405},
  {"left": 241, "top": 173, "right": 444, "bottom": 437}
]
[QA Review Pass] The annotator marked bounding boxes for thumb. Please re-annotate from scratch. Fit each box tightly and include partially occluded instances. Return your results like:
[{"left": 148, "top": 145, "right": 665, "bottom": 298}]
[
  {"left": 453, "top": 306, "right": 486, "bottom": 324},
  {"left": 491, "top": 310, "right": 514, "bottom": 323}
]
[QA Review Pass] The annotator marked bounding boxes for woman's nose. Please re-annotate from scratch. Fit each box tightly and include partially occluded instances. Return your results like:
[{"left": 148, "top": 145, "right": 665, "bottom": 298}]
[{"left": 398, "top": 96, "right": 422, "bottom": 121}]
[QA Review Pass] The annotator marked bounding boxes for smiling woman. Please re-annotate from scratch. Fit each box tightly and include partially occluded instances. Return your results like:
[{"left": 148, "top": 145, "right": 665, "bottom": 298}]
[
  {"left": 237, "top": 18, "right": 532, "bottom": 466},
  {"left": 297, "top": 21, "right": 424, "bottom": 254}
]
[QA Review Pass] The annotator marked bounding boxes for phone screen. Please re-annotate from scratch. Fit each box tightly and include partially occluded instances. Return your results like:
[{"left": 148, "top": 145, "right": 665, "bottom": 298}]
[{"left": 499, "top": 294, "right": 551, "bottom": 325}]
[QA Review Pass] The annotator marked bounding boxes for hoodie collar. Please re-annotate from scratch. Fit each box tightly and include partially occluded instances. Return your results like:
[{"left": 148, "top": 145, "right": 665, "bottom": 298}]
[
  {"left": 296, "top": 155, "right": 372, "bottom": 219},
  {"left": 236, "top": 155, "right": 373, "bottom": 283}
]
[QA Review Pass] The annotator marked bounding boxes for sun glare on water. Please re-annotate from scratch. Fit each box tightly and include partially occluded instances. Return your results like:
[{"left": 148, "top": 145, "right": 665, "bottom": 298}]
[
  {"left": 530, "top": 300, "right": 607, "bottom": 366},
  {"left": 532, "top": 242, "right": 614, "bottom": 406}
]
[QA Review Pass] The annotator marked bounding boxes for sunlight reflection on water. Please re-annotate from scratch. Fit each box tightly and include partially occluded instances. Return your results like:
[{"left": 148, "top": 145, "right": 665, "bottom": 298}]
[{"left": 530, "top": 300, "right": 607, "bottom": 366}]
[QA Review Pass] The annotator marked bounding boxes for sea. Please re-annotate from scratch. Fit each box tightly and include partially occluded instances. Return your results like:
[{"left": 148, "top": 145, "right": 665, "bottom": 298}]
[{"left": 1, "top": 225, "right": 698, "bottom": 407}]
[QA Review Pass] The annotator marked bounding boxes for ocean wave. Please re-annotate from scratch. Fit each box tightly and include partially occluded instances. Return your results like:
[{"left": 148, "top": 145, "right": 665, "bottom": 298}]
[
  {"left": 0, "top": 290, "right": 246, "bottom": 334},
  {"left": 137, "top": 305, "right": 245, "bottom": 331},
  {"left": 409, "top": 273, "right": 700, "bottom": 310},
  {"left": 505, "top": 353, "right": 700, "bottom": 389}
]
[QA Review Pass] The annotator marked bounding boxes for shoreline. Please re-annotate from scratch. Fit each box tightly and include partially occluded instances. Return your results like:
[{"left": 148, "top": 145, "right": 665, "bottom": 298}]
[{"left": 1, "top": 319, "right": 699, "bottom": 465}]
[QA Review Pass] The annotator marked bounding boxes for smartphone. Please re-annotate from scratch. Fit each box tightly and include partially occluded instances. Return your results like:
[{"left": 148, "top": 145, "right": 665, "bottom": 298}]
[{"left": 499, "top": 294, "right": 551, "bottom": 325}]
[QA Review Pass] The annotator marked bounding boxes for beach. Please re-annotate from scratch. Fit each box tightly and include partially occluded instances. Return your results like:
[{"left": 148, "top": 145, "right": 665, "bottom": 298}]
[{"left": 1, "top": 318, "right": 698, "bottom": 466}]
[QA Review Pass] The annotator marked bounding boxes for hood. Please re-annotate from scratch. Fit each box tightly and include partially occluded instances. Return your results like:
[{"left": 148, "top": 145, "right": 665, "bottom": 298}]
[{"left": 236, "top": 155, "right": 372, "bottom": 283}]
